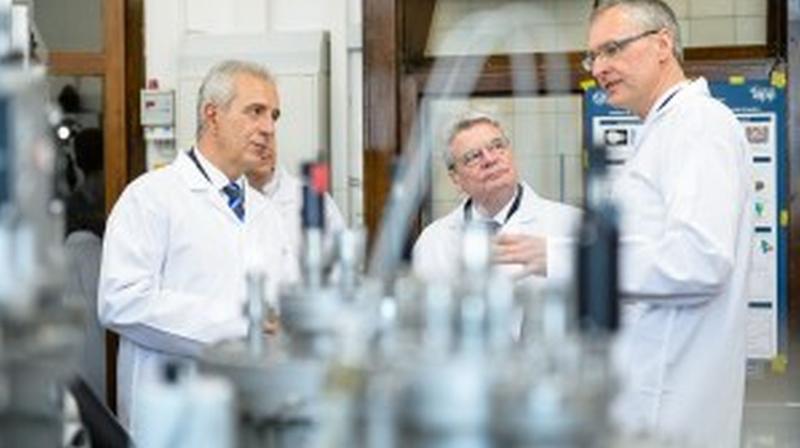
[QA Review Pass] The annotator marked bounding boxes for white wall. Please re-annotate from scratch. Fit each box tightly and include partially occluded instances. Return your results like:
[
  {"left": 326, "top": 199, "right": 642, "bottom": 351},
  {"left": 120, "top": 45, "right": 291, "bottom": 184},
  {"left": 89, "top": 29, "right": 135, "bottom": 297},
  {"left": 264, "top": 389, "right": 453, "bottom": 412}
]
[{"left": 143, "top": 0, "right": 364, "bottom": 225}]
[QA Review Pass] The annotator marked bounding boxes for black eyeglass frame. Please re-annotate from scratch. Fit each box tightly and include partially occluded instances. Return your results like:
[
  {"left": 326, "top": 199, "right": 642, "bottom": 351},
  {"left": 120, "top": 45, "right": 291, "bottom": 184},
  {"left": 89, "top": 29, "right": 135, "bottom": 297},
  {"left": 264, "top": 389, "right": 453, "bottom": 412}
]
[
  {"left": 582, "top": 29, "right": 661, "bottom": 72},
  {"left": 452, "top": 136, "right": 511, "bottom": 169}
]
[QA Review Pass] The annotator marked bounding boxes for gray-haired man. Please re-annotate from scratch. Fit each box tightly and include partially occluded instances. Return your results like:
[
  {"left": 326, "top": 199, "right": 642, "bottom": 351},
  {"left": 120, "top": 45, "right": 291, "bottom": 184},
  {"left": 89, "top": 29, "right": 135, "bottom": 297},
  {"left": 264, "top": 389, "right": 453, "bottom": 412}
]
[
  {"left": 584, "top": 1, "right": 753, "bottom": 446},
  {"left": 99, "top": 60, "right": 297, "bottom": 437},
  {"left": 412, "top": 110, "right": 581, "bottom": 288}
]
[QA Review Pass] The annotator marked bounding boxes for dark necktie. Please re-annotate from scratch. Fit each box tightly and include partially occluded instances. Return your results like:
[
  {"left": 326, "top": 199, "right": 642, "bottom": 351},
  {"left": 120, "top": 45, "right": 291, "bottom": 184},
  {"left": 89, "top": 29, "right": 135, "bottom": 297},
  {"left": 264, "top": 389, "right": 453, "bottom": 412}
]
[
  {"left": 222, "top": 182, "right": 245, "bottom": 222},
  {"left": 463, "top": 184, "right": 524, "bottom": 234},
  {"left": 483, "top": 220, "right": 502, "bottom": 235}
]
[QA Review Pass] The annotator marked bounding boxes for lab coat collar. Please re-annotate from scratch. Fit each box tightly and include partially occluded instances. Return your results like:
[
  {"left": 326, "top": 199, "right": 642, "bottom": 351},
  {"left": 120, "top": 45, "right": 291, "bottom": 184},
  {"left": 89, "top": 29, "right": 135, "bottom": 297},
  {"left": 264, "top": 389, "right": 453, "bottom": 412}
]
[
  {"left": 635, "top": 78, "right": 707, "bottom": 150},
  {"left": 193, "top": 146, "right": 243, "bottom": 192},
  {"left": 260, "top": 164, "right": 292, "bottom": 202},
  {"left": 175, "top": 149, "right": 212, "bottom": 191},
  {"left": 174, "top": 148, "right": 266, "bottom": 224},
  {"left": 467, "top": 184, "right": 521, "bottom": 223},
  {"left": 176, "top": 147, "right": 247, "bottom": 191},
  {"left": 510, "top": 182, "right": 546, "bottom": 225},
  {"left": 446, "top": 181, "right": 543, "bottom": 230},
  {"left": 642, "top": 78, "right": 704, "bottom": 124}
]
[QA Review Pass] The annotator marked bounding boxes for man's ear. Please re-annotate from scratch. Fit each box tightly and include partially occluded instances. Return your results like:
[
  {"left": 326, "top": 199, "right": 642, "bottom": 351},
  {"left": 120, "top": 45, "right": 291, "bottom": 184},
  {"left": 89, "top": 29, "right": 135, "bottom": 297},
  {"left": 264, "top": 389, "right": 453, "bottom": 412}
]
[
  {"left": 202, "top": 103, "right": 218, "bottom": 132},
  {"left": 657, "top": 29, "right": 673, "bottom": 62},
  {"left": 448, "top": 168, "right": 464, "bottom": 194}
]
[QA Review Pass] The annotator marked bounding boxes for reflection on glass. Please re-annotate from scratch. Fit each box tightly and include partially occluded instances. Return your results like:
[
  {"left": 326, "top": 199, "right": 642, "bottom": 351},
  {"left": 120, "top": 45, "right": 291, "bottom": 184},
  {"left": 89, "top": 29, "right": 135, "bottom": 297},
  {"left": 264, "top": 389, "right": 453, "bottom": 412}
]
[{"left": 34, "top": 0, "right": 102, "bottom": 52}]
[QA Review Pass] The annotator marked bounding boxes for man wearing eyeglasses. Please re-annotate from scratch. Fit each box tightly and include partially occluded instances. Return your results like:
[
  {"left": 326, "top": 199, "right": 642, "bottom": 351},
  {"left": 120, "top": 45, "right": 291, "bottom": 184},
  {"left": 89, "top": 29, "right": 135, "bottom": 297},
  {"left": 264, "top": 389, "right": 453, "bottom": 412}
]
[
  {"left": 582, "top": 1, "right": 753, "bottom": 446},
  {"left": 412, "top": 110, "right": 581, "bottom": 288}
]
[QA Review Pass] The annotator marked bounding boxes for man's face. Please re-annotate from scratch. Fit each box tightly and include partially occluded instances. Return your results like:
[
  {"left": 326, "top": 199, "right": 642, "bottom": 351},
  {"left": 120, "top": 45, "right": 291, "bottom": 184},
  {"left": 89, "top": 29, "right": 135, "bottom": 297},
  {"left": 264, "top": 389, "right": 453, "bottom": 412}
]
[
  {"left": 207, "top": 73, "right": 280, "bottom": 176},
  {"left": 587, "top": 6, "right": 667, "bottom": 116},
  {"left": 448, "top": 121, "right": 518, "bottom": 204}
]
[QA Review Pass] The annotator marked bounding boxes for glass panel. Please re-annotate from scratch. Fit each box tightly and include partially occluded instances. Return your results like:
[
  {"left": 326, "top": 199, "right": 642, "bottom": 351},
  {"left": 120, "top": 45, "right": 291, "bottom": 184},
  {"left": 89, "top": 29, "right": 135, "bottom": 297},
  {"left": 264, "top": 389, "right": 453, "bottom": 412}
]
[
  {"left": 33, "top": 0, "right": 103, "bottom": 52},
  {"left": 47, "top": 74, "right": 108, "bottom": 403},
  {"left": 425, "top": 0, "right": 767, "bottom": 56},
  {"left": 423, "top": 95, "right": 583, "bottom": 223},
  {"left": 48, "top": 75, "right": 105, "bottom": 236}
]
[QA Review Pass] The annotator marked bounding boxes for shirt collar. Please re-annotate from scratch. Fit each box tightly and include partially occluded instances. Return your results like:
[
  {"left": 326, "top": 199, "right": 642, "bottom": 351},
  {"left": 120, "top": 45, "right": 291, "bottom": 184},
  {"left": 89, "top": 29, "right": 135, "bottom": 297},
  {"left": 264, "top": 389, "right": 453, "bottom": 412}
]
[
  {"left": 643, "top": 79, "right": 691, "bottom": 123},
  {"left": 469, "top": 184, "right": 522, "bottom": 223}
]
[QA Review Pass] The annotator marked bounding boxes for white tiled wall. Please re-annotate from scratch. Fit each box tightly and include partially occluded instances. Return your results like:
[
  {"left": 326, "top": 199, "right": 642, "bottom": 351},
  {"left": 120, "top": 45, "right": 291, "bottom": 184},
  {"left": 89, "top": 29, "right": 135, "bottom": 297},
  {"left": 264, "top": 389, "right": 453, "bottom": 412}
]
[
  {"left": 426, "top": 0, "right": 767, "bottom": 55},
  {"left": 424, "top": 96, "right": 583, "bottom": 220},
  {"left": 423, "top": 0, "right": 765, "bottom": 222}
]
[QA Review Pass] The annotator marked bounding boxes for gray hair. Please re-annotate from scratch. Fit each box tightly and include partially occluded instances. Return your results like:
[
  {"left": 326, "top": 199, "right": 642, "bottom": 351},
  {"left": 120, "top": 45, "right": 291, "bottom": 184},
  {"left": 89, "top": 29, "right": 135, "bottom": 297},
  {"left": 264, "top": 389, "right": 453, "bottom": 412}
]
[
  {"left": 196, "top": 59, "right": 276, "bottom": 138},
  {"left": 442, "top": 110, "right": 508, "bottom": 170},
  {"left": 591, "top": 0, "right": 683, "bottom": 63}
]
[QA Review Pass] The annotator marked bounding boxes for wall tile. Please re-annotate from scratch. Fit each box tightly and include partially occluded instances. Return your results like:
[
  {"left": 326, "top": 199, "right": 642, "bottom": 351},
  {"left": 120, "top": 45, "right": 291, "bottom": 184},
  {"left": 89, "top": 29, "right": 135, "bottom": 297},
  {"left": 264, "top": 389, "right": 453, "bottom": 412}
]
[
  {"left": 556, "top": 0, "right": 593, "bottom": 24},
  {"left": 512, "top": 113, "right": 558, "bottom": 158},
  {"left": 431, "top": 164, "right": 459, "bottom": 201},
  {"left": 735, "top": 16, "right": 766, "bottom": 45},
  {"left": 561, "top": 153, "right": 585, "bottom": 206},
  {"left": 515, "top": 0, "right": 557, "bottom": 26},
  {"left": 517, "top": 155, "right": 562, "bottom": 202},
  {"left": 555, "top": 113, "right": 582, "bottom": 156},
  {"left": 678, "top": 19, "right": 691, "bottom": 49},
  {"left": 509, "top": 25, "right": 558, "bottom": 53},
  {"left": 688, "top": 17, "right": 736, "bottom": 46},
  {"left": 514, "top": 96, "right": 558, "bottom": 114},
  {"left": 432, "top": 199, "right": 462, "bottom": 220},
  {"left": 689, "top": 0, "right": 735, "bottom": 17},
  {"left": 735, "top": 0, "right": 766, "bottom": 16},
  {"left": 555, "top": 95, "right": 581, "bottom": 114},
  {"left": 665, "top": 0, "right": 690, "bottom": 18},
  {"left": 555, "top": 23, "right": 589, "bottom": 52}
]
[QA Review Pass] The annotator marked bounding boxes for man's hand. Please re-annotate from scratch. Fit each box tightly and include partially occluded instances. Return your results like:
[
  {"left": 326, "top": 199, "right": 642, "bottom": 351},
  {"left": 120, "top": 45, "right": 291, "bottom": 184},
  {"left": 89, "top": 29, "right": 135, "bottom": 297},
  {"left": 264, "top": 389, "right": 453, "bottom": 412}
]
[
  {"left": 493, "top": 233, "right": 547, "bottom": 279},
  {"left": 262, "top": 308, "right": 281, "bottom": 335}
]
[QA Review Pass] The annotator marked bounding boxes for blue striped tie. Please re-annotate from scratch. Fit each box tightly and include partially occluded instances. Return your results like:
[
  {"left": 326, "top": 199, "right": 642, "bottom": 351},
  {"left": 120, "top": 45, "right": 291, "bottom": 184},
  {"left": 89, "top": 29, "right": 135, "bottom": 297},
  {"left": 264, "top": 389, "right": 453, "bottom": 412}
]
[{"left": 222, "top": 182, "right": 245, "bottom": 222}]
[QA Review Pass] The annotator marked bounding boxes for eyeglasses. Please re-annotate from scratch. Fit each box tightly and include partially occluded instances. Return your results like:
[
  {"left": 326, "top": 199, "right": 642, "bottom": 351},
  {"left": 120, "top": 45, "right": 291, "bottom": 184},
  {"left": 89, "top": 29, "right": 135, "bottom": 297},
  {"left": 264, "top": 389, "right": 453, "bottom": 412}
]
[
  {"left": 582, "top": 29, "right": 660, "bottom": 72},
  {"left": 453, "top": 136, "right": 510, "bottom": 169}
]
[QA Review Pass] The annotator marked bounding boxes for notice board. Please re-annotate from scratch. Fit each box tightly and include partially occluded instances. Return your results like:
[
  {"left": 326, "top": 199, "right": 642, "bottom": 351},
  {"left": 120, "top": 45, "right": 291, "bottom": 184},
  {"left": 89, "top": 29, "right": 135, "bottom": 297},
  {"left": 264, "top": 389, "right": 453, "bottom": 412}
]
[{"left": 583, "top": 78, "right": 787, "bottom": 361}]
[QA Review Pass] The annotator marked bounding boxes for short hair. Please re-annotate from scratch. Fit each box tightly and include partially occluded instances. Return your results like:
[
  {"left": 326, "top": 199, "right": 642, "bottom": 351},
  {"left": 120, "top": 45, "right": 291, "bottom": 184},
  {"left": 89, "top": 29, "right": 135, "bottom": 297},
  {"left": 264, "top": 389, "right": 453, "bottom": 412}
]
[
  {"left": 73, "top": 127, "right": 103, "bottom": 174},
  {"left": 591, "top": 0, "right": 683, "bottom": 64},
  {"left": 442, "top": 110, "right": 508, "bottom": 170},
  {"left": 195, "top": 59, "right": 275, "bottom": 139}
]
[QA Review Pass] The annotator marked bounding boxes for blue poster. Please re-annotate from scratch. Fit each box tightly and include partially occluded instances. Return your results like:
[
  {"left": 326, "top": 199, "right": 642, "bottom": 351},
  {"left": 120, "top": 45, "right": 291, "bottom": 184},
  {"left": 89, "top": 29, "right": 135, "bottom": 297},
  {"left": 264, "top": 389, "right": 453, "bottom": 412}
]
[{"left": 583, "top": 79, "right": 787, "bottom": 360}]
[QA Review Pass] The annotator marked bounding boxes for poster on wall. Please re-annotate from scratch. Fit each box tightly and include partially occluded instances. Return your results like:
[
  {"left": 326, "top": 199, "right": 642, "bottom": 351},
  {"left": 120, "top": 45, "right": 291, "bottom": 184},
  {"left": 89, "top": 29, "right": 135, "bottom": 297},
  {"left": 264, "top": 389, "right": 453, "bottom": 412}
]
[{"left": 584, "top": 79, "right": 787, "bottom": 360}]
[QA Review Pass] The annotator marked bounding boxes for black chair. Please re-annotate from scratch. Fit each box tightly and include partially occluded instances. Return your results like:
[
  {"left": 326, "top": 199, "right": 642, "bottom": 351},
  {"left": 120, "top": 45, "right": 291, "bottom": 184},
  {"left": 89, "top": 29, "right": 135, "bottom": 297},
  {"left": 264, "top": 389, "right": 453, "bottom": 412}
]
[{"left": 68, "top": 376, "right": 133, "bottom": 448}]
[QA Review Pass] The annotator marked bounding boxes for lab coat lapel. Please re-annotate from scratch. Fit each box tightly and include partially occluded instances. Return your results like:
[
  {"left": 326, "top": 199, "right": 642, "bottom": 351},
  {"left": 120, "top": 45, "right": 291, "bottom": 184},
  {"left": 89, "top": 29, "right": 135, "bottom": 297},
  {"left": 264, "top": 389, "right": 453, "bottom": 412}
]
[
  {"left": 244, "top": 183, "right": 270, "bottom": 223},
  {"left": 173, "top": 149, "right": 238, "bottom": 223},
  {"left": 504, "top": 182, "right": 539, "bottom": 229},
  {"left": 445, "top": 197, "right": 470, "bottom": 232},
  {"left": 270, "top": 166, "right": 296, "bottom": 209}
]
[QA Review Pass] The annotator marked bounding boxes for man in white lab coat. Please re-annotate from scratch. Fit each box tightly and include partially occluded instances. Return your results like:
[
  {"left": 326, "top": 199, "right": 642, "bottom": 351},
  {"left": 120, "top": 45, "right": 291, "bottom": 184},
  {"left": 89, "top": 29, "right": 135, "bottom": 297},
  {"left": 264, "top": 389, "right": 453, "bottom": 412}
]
[
  {"left": 245, "top": 96, "right": 345, "bottom": 259},
  {"left": 581, "top": 1, "right": 753, "bottom": 446},
  {"left": 98, "top": 60, "right": 296, "bottom": 437},
  {"left": 412, "top": 110, "right": 581, "bottom": 287}
]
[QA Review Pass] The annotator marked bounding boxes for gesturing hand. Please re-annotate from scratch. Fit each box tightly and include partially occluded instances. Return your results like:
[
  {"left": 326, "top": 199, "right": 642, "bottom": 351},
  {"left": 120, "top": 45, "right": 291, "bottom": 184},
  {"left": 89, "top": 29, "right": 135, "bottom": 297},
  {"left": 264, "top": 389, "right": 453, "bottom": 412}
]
[{"left": 492, "top": 233, "right": 547, "bottom": 279}]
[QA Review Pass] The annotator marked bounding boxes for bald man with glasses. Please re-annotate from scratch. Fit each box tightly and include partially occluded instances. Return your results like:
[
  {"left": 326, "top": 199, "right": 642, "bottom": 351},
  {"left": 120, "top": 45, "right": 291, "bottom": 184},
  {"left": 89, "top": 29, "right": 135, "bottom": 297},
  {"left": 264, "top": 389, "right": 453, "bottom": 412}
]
[
  {"left": 581, "top": 1, "right": 753, "bottom": 446},
  {"left": 412, "top": 110, "right": 581, "bottom": 289}
]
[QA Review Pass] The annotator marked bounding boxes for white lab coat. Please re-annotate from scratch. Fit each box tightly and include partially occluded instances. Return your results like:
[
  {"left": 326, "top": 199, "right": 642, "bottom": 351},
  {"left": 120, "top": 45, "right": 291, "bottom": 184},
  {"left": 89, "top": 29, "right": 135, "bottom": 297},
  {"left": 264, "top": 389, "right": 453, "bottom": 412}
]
[
  {"left": 98, "top": 150, "right": 297, "bottom": 437},
  {"left": 258, "top": 165, "right": 346, "bottom": 258},
  {"left": 609, "top": 78, "right": 753, "bottom": 447},
  {"left": 413, "top": 182, "right": 581, "bottom": 288}
]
